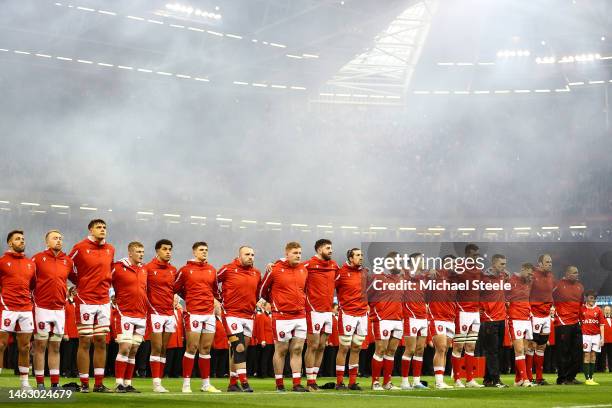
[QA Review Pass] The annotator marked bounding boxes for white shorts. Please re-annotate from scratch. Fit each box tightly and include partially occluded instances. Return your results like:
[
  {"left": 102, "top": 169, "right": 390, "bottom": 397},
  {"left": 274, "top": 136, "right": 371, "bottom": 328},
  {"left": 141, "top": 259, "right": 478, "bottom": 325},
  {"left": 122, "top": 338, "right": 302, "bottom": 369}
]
[
  {"left": 583, "top": 334, "right": 601, "bottom": 353},
  {"left": 306, "top": 311, "right": 333, "bottom": 335},
  {"left": 223, "top": 315, "right": 254, "bottom": 338},
  {"left": 372, "top": 319, "right": 403, "bottom": 340},
  {"left": 432, "top": 320, "right": 455, "bottom": 339},
  {"left": 34, "top": 307, "right": 65, "bottom": 337},
  {"left": 457, "top": 311, "right": 480, "bottom": 335},
  {"left": 404, "top": 317, "right": 428, "bottom": 337},
  {"left": 116, "top": 316, "right": 146, "bottom": 343},
  {"left": 76, "top": 302, "right": 111, "bottom": 329},
  {"left": 185, "top": 313, "right": 216, "bottom": 334},
  {"left": 150, "top": 314, "right": 177, "bottom": 334},
  {"left": 272, "top": 317, "right": 307, "bottom": 342},
  {"left": 1, "top": 310, "right": 34, "bottom": 333},
  {"left": 531, "top": 316, "right": 551, "bottom": 335},
  {"left": 338, "top": 311, "right": 368, "bottom": 337},
  {"left": 509, "top": 319, "right": 533, "bottom": 341}
]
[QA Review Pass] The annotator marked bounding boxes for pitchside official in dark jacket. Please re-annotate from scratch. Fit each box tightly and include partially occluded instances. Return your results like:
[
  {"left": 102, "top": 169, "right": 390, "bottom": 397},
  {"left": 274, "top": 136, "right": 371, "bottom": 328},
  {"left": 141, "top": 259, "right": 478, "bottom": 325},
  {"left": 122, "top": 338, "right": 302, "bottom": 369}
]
[
  {"left": 479, "top": 254, "right": 509, "bottom": 387},
  {"left": 553, "top": 266, "right": 584, "bottom": 385}
]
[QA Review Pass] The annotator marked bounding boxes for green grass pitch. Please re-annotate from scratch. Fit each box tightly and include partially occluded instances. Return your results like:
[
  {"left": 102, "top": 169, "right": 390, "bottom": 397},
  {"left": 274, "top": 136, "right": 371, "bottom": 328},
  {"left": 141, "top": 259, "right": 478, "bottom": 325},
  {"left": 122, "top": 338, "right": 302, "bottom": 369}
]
[{"left": 1, "top": 373, "right": 611, "bottom": 408}]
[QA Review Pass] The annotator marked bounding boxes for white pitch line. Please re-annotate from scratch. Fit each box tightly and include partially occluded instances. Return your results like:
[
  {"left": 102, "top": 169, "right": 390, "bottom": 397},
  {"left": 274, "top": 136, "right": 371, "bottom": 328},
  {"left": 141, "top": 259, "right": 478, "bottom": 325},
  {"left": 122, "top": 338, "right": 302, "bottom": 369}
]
[
  {"left": 107, "top": 391, "right": 448, "bottom": 399},
  {"left": 552, "top": 405, "right": 612, "bottom": 408}
]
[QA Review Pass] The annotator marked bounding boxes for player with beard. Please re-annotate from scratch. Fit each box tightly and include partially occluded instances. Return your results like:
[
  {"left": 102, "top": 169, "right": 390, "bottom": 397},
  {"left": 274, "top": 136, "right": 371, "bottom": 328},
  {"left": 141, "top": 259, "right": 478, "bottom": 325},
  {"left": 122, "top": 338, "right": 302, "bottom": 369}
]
[
  {"left": 368, "top": 252, "right": 404, "bottom": 391},
  {"left": 217, "top": 246, "right": 261, "bottom": 392},
  {"left": 334, "top": 248, "right": 368, "bottom": 391},
  {"left": 259, "top": 242, "right": 309, "bottom": 392},
  {"left": 303, "top": 239, "right": 338, "bottom": 391},
  {"left": 0, "top": 230, "right": 36, "bottom": 390},
  {"left": 145, "top": 239, "right": 177, "bottom": 393},
  {"left": 529, "top": 254, "right": 555, "bottom": 385},
  {"left": 32, "top": 230, "right": 73, "bottom": 390}
]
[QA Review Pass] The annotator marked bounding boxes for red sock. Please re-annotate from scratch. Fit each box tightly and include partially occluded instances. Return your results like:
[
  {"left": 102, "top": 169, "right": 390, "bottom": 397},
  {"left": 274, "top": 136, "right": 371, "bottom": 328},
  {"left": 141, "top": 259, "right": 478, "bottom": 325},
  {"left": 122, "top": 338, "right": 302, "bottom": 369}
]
[
  {"left": 94, "top": 368, "right": 104, "bottom": 387},
  {"left": 371, "top": 355, "right": 383, "bottom": 384},
  {"left": 336, "top": 365, "right": 345, "bottom": 385},
  {"left": 35, "top": 371, "right": 44, "bottom": 385},
  {"left": 348, "top": 365, "right": 358, "bottom": 385},
  {"left": 49, "top": 370, "right": 60, "bottom": 386},
  {"left": 79, "top": 374, "right": 89, "bottom": 386},
  {"left": 275, "top": 376, "right": 284, "bottom": 388},
  {"left": 292, "top": 373, "right": 301, "bottom": 386},
  {"left": 115, "top": 359, "right": 127, "bottom": 380},
  {"left": 237, "top": 370, "right": 248, "bottom": 385},
  {"left": 125, "top": 360, "right": 135, "bottom": 381},
  {"left": 515, "top": 356, "right": 527, "bottom": 382},
  {"left": 534, "top": 353, "right": 544, "bottom": 381},
  {"left": 230, "top": 373, "right": 238, "bottom": 386},
  {"left": 525, "top": 353, "right": 533, "bottom": 381},
  {"left": 464, "top": 353, "right": 475, "bottom": 382},
  {"left": 182, "top": 353, "right": 195, "bottom": 378},
  {"left": 451, "top": 354, "right": 462, "bottom": 380},
  {"left": 401, "top": 357, "right": 411, "bottom": 378},
  {"left": 412, "top": 357, "right": 423, "bottom": 377},
  {"left": 150, "top": 361, "right": 160, "bottom": 379},
  {"left": 198, "top": 355, "right": 211, "bottom": 379},
  {"left": 383, "top": 357, "right": 394, "bottom": 385}
]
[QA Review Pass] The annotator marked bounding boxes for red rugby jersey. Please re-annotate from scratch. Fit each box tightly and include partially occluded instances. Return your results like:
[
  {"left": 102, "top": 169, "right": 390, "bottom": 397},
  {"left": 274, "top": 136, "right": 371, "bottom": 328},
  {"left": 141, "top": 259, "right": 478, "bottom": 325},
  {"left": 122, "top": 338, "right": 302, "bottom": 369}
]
[
  {"left": 334, "top": 263, "right": 368, "bottom": 317},
  {"left": 32, "top": 249, "right": 73, "bottom": 310},
  {"left": 217, "top": 258, "right": 261, "bottom": 319},
  {"left": 144, "top": 257, "right": 177, "bottom": 316},
  {"left": 0, "top": 251, "right": 36, "bottom": 311},
  {"left": 68, "top": 238, "right": 115, "bottom": 305},
  {"left": 175, "top": 260, "right": 217, "bottom": 315}
]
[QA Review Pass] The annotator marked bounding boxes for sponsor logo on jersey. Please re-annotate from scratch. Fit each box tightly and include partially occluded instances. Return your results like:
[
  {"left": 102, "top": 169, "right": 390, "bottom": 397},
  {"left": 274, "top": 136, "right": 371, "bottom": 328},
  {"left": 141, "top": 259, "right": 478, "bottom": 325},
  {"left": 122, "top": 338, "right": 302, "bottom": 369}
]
[
  {"left": 279, "top": 331, "right": 286, "bottom": 339},
  {"left": 4, "top": 318, "right": 12, "bottom": 326}
]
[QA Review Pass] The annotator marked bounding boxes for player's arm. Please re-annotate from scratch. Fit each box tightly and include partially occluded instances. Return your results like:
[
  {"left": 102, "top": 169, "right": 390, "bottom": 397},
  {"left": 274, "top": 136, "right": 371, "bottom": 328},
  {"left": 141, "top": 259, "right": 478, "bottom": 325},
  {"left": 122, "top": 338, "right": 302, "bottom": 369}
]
[
  {"left": 67, "top": 244, "right": 79, "bottom": 285},
  {"left": 174, "top": 268, "right": 186, "bottom": 299}
]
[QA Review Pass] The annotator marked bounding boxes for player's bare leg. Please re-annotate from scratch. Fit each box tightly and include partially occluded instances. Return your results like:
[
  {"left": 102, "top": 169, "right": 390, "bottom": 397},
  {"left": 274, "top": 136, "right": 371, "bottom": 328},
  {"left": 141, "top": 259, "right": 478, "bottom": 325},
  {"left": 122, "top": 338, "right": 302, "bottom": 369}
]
[
  {"left": 273, "top": 341, "right": 289, "bottom": 391},
  {"left": 92, "top": 333, "right": 109, "bottom": 391},
  {"left": 16, "top": 333, "right": 33, "bottom": 389},
  {"left": 305, "top": 332, "right": 327, "bottom": 390},
  {"left": 433, "top": 334, "right": 452, "bottom": 388},
  {"left": 198, "top": 332, "right": 220, "bottom": 392},
  {"left": 47, "top": 338, "right": 61, "bottom": 389},
  {"left": 289, "top": 338, "right": 307, "bottom": 391},
  {"left": 33, "top": 337, "right": 49, "bottom": 389},
  {"left": 77, "top": 333, "right": 93, "bottom": 391},
  {"left": 150, "top": 331, "right": 172, "bottom": 392},
  {"left": 401, "top": 336, "right": 416, "bottom": 389}
]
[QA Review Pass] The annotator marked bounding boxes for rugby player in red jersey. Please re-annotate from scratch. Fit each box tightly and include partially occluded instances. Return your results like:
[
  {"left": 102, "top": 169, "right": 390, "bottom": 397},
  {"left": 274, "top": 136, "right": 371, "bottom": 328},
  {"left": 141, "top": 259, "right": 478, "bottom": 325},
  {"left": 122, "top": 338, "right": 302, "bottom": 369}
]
[
  {"left": 0, "top": 230, "right": 36, "bottom": 390},
  {"left": 506, "top": 263, "right": 534, "bottom": 387},
  {"left": 334, "top": 248, "right": 368, "bottom": 391},
  {"left": 145, "top": 239, "right": 177, "bottom": 393},
  {"left": 217, "top": 246, "right": 261, "bottom": 392},
  {"left": 32, "top": 230, "right": 73, "bottom": 390},
  {"left": 111, "top": 242, "right": 147, "bottom": 393},
  {"left": 259, "top": 242, "right": 309, "bottom": 392},
  {"left": 175, "top": 242, "right": 221, "bottom": 393},
  {"left": 452, "top": 244, "right": 484, "bottom": 388},
  {"left": 400, "top": 253, "right": 429, "bottom": 390},
  {"left": 303, "top": 239, "right": 338, "bottom": 391},
  {"left": 529, "top": 254, "right": 555, "bottom": 385},
  {"left": 368, "top": 252, "right": 404, "bottom": 391},
  {"left": 68, "top": 219, "right": 115, "bottom": 393}
]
